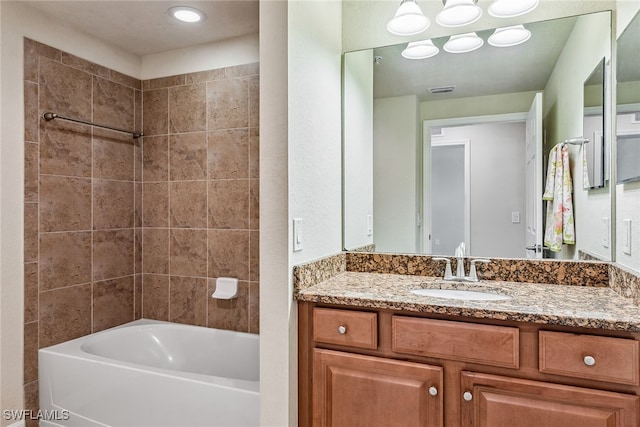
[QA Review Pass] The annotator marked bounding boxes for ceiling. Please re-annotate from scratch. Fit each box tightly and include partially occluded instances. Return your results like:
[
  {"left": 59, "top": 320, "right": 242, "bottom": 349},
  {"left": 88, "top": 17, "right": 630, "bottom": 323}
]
[
  {"left": 372, "top": 15, "right": 578, "bottom": 102},
  {"left": 19, "top": 1, "right": 259, "bottom": 56}
]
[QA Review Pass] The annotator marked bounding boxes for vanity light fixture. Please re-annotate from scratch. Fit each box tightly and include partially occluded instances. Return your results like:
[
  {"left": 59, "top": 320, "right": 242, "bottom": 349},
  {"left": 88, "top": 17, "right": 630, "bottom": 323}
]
[
  {"left": 168, "top": 6, "right": 207, "bottom": 23},
  {"left": 443, "top": 32, "right": 484, "bottom": 53},
  {"left": 402, "top": 40, "right": 440, "bottom": 59},
  {"left": 488, "top": 0, "right": 539, "bottom": 18},
  {"left": 387, "top": 0, "right": 430, "bottom": 36},
  {"left": 488, "top": 25, "right": 531, "bottom": 47},
  {"left": 436, "top": 0, "right": 482, "bottom": 28}
]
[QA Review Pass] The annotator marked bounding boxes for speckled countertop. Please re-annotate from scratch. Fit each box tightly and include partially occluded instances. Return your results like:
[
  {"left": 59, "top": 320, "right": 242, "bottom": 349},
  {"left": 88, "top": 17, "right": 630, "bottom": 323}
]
[{"left": 295, "top": 272, "right": 640, "bottom": 332}]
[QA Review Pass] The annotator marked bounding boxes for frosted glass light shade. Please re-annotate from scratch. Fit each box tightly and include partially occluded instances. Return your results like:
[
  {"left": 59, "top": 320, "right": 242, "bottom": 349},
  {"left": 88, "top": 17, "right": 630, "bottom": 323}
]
[
  {"left": 402, "top": 40, "right": 440, "bottom": 59},
  {"left": 488, "top": 25, "right": 531, "bottom": 47},
  {"left": 436, "top": 0, "right": 482, "bottom": 28},
  {"left": 488, "top": 0, "right": 539, "bottom": 18},
  {"left": 443, "top": 32, "right": 484, "bottom": 53},
  {"left": 387, "top": 0, "right": 430, "bottom": 36},
  {"left": 168, "top": 6, "right": 207, "bottom": 23}
]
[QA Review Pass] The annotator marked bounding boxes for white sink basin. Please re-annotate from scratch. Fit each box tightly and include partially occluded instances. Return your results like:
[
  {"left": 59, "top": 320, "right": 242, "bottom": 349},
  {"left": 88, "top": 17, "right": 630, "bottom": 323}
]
[{"left": 410, "top": 288, "right": 511, "bottom": 301}]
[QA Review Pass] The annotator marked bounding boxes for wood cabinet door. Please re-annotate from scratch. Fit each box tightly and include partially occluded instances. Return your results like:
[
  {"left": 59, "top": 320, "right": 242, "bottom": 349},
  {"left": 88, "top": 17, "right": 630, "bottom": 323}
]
[
  {"left": 461, "top": 371, "right": 640, "bottom": 427},
  {"left": 312, "top": 349, "right": 443, "bottom": 427}
]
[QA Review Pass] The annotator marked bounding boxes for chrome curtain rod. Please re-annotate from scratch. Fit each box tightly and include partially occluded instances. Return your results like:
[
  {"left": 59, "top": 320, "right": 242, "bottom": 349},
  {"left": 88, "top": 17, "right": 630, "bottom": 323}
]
[{"left": 42, "top": 112, "right": 143, "bottom": 139}]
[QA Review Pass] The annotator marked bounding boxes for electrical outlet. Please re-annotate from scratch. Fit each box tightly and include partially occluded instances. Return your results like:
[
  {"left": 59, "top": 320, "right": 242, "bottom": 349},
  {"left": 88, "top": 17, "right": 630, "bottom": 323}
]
[
  {"left": 602, "top": 217, "right": 609, "bottom": 248},
  {"left": 511, "top": 211, "right": 520, "bottom": 223},
  {"left": 623, "top": 219, "right": 632, "bottom": 255}
]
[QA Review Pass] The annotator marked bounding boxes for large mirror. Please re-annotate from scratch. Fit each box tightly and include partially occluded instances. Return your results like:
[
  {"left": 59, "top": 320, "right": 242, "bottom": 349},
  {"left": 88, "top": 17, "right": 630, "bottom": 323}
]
[
  {"left": 616, "top": 10, "right": 640, "bottom": 185},
  {"left": 343, "top": 11, "right": 612, "bottom": 261}
]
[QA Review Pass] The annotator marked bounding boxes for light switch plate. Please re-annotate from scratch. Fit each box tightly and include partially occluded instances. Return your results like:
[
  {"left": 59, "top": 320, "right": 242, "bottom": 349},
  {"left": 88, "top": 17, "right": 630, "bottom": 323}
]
[
  {"left": 511, "top": 211, "right": 520, "bottom": 223},
  {"left": 623, "top": 219, "right": 632, "bottom": 255},
  {"left": 602, "top": 217, "right": 609, "bottom": 248},
  {"left": 293, "top": 218, "right": 303, "bottom": 252}
]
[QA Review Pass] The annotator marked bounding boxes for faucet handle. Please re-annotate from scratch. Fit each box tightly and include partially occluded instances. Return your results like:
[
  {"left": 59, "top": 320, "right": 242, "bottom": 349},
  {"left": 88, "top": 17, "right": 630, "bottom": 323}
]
[
  {"left": 432, "top": 257, "right": 454, "bottom": 280},
  {"left": 466, "top": 259, "right": 490, "bottom": 282}
]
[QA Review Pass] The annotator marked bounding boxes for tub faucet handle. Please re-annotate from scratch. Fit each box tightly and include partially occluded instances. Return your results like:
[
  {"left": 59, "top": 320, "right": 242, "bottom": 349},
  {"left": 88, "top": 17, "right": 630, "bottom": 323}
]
[
  {"left": 466, "top": 259, "right": 490, "bottom": 282},
  {"left": 432, "top": 257, "right": 454, "bottom": 281}
]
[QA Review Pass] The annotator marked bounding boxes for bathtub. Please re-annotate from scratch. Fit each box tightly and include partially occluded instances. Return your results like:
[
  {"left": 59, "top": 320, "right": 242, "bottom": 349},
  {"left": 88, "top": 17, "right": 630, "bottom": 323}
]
[{"left": 39, "top": 319, "right": 259, "bottom": 427}]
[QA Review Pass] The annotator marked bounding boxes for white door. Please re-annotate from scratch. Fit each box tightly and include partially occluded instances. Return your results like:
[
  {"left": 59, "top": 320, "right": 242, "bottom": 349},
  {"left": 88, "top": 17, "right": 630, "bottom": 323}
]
[{"left": 525, "top": 93, "right": 543, "bottom": 259}]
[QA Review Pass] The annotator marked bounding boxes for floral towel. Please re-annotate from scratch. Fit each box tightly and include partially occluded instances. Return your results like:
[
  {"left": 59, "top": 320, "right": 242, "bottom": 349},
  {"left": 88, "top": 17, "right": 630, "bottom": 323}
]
[{"left": 542, "top": 143, "right": 575, "bottom": 252}]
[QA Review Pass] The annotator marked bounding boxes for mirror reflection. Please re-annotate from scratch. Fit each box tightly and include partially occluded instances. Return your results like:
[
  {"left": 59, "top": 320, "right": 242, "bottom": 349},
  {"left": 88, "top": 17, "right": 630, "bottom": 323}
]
[
  {"left": 583, "top": 58, "right": 606, "bottom": 190},
  {"left": 616, "top": 10, "right": 640, "bottom": 185},
  {"left": 343, "top": 11, "right": 612, "bottom": 261}
]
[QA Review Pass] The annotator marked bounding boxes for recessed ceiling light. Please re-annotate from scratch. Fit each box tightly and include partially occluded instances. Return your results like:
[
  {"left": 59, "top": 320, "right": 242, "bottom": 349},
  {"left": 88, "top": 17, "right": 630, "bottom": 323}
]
[
  {"left": 436, "top": 0, "right": 482, "bottom": 28},
  {"left": 168, "top": 6, "right": 207, "bottom": 23},
  {"left": 387, "top": 0, "right": 430, "bottom": 36},
  {"left": 488, "top": 0, "right": 539, "bottom": 18}
]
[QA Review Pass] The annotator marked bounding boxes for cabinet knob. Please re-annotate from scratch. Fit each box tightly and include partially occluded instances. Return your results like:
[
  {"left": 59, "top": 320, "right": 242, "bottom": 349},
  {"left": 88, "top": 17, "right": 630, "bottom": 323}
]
[
  {"left": 428, "top": 386, "right": 438, "bottom": 396},
  {"left": 463, "top": 391, "right": 473, "bottom": 401},
  {"left": 583, "top": 355, "right": 596, "bottom": 366},
  {"left": 337, "top": 325, "right": 347, "bottom": 335}
]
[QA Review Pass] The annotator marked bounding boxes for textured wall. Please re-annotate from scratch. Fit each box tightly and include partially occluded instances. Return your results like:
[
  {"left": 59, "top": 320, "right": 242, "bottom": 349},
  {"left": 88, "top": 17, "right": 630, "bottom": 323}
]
[
  {"left": 22, "top": 38, "right": 142, "bottom": 426},
  {"left": 140, "top": 64, "right": 260, "bottom": 333}
]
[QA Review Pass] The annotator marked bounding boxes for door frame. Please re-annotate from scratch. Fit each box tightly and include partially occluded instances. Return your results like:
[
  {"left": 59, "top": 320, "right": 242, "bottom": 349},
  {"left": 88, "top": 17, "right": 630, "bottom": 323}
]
[
  {"left": 423, "top": 112, "right": 528, "bottom": 256},
  {"left": 429, "top": 139, "right": 471, "bottom": 255}
]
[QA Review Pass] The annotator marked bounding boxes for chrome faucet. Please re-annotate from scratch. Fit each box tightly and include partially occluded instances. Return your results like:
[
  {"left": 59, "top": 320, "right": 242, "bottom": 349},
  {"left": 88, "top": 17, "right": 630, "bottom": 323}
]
[{"left": 433, "top": 242, "right": 490, "bottom": 282}]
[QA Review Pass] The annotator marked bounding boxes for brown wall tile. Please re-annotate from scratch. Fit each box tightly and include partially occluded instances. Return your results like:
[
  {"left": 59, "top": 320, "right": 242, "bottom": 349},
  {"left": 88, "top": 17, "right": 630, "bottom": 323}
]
[
  {"left": 24, "top": 203, "right": 38, "bottom": 262},
  {"left": 225, "top": 62, "right": 259, "bottom": 79},
  {"left": 93, "top": 130, "right": 135, "bottom": 180},
  {"left": 93, "top": 229, "right": 135, "bottom": 281},
  {"left": 170, "top": 229, "right": 208, "bottom": 277},
  {"left": 40, "top": 175, "right": 92, "bottom": 232},
  {"left": 250, "top": 179, "right": 259, "bottom": 230},
  {"left": 249, "top": 282, "right": 260, "bottom": 334},
  {"left": 208, "top": 230, "right": 250, "bottom": 280},
  {"left": 40, "top": 121, "right": 92, "bottom": 177},
  {"left": 169, "top": 276, "right": 207, "bottom": 326},
  {"left": 93, "top": 180, "right": 134, "bottom": 230},
  {"left": 208, "top": 279, "right": 249, "bottom": 332},
  {"left": 142, "top": 135, "right": 169, "bottom": 181},
  {"left": 61, "top": 52, "right": 110, "bottom": 78},
  {"left": 249, "top": 127, "right": 260, "bottom": 179},
  {"left": 24, "top": 38, "right": 61, "bottom": 83},
  {"left": 170, "top": 181, "right": 207, "bottom": 228},
  {"left": 94, "top": 76, "right": 135, "bottom": 130},
  {"left": 250, "top": 231, "right": 259, "bottom": 282},
  {"left": 145, "top": 75, "right": 185, "bottom": 90},
  {"left": 135, "top": 182, "right": 143, "bottom": 228},
  {"left": 93, "top": 276, "right": 134, "bottom": 332},
  {"left": 24, "top": 263, "right": 39, "bottom": 323},
  {"left": 135, "top": 228, "right": 143, "bottom": 275},
  {"left": 134, "top": 274, "right": 143, "bottom": 320},
  {"left": 249, "top": 75, "right": 260, "bottom": 128},
  {"left": 40, "top": 231, "right": 92, "bottom": 291},
  {"left": 207, "top": 79, "right": 249, "bottom": 130},
  {"left": 186, "top": 68, "right": 225, "bottom": 84},
  {"left": 23, "top": 321, "right": 39, "bottom": 384},
  {"left": 111, "top": 70, "right": 142, "bottom": 90},
  {"left": 208, "top": 180, "right": 249, "bottom": 229},
  {"left": 169, "top": 133, "right": 207, "bottom": 180},
  {"left": 24, "top": 142, "right": 39, "bottom": 202},
  {"left": 143, "top": 182, "right": 169, "bottom": 227},
  {"left": 142, "top": 89, "right": 168, "bottom": 136},
  {"left": 24, "top": 381, "right": 39, "bottom": 427},
  {"left": 169, "top": 83, "right": 206, "bottom": 133},
  {"left": 207, "top": 129, "right": 249, "bottom": 179},
  {"left": 142, "top": 274, "right": 169, "bottom": 320},
  {"left": 24, "top": 81, "right": 39, "bottom": 142},
  {"left": 40, "top": 284, "right": 91, "bottom": 347},
  {"left": 40, "top": 58, "right": 92, "bottom": 121},
  {"left": 143, "top": 228, "right": 169, "bottom": 274}
]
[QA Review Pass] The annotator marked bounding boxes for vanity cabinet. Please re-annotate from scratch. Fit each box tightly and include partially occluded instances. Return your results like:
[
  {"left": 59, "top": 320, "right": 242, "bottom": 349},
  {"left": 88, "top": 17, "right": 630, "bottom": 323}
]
[{"left": 298, "top": 303, "right": 640, "bottom": 427}]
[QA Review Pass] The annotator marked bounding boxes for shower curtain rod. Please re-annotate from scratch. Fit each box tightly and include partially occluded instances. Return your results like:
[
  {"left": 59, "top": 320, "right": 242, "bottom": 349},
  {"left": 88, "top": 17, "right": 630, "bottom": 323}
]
[{"left": 42, "top": 112, "right": 143, "bottom": 139}]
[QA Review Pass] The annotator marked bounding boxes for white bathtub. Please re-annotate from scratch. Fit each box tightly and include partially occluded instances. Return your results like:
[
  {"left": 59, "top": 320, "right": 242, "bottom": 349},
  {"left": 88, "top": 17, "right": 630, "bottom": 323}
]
[{"left": 39, "top": 319, "right": 259, "bottom": 427}]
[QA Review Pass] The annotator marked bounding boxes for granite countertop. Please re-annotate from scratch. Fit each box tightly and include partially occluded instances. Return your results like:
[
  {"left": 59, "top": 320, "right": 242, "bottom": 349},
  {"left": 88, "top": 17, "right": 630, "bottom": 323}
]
[{"left": 295, "top": 272, "right": 640, "bottom": 332}]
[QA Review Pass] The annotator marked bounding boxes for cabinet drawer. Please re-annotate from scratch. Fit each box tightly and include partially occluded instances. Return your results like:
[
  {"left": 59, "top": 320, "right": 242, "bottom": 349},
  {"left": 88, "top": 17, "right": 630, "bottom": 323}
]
[
  {"left": 539, "top": 331, "right": 640, "bottom": 385},
  {"left": 313, "top": 308, "right": 377, "bottom": 349},
  {"left": 392, "top": 317, "right": 519, "bottom": 369}
]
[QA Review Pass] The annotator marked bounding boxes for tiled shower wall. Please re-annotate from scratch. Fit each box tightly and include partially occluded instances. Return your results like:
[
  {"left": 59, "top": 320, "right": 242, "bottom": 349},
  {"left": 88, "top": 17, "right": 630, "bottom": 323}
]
[
  {"left": 23, "top": 38, "right": 259, "bottom": 422},
  {"left": 140, "top": 64, "right": 260, "bottom": 332}
]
